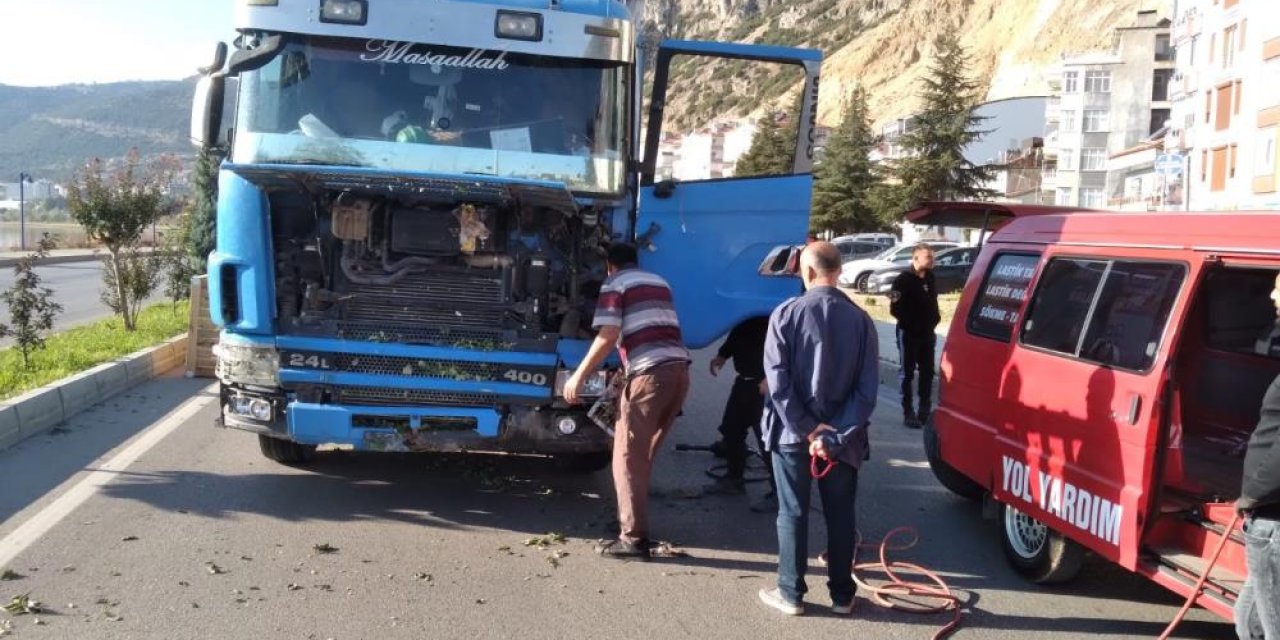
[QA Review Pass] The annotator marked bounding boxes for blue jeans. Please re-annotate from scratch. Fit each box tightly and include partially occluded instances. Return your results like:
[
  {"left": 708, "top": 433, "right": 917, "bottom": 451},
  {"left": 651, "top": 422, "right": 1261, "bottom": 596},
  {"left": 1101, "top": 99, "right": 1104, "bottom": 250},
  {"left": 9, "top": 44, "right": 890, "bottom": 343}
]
[
  {"left": 1237, "top": 515, "right": 1280, "bottom": 640},
  {"left": 772, "top": 445, "right": 858, "bottom": 606}
]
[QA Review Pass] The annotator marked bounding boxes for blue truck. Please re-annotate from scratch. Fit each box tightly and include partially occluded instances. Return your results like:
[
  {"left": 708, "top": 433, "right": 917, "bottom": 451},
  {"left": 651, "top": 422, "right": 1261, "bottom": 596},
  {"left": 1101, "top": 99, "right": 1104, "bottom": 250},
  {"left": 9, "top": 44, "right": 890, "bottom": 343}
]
[{"left": 190, "top": 0, "right": 821, "bottom": 469}]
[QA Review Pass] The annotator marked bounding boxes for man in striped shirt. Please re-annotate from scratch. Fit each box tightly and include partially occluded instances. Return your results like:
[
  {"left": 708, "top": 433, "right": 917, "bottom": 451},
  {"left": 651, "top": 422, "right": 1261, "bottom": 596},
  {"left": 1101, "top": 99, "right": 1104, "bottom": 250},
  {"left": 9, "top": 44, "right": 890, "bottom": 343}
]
[{"left": 565, "top": 243, "right": 691, "bottom": 559}]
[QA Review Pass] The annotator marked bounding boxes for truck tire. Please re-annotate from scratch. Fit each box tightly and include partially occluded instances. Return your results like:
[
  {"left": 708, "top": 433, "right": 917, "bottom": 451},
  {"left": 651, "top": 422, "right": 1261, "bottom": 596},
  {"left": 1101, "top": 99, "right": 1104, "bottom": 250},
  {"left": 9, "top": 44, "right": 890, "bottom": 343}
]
[
  {"left": 258, "top": 434, "right": 316, "bottom": 465},
  {"left": 553, "top": 452, "right": 612, "bottom": 474},
  {"left": 999, "top": 502, "right": 1086, "bottom": 584},
  {"left": 923, "top": 418, "right": 984, "bottom": 501}
]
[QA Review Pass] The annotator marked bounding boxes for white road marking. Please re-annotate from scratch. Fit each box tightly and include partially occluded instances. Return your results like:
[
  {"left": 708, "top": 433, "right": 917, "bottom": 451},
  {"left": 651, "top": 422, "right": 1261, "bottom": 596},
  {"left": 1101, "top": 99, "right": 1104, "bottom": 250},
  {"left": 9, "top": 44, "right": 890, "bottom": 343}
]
[{"left": 0, "top": 384, "right": 217, "bottom": 569}]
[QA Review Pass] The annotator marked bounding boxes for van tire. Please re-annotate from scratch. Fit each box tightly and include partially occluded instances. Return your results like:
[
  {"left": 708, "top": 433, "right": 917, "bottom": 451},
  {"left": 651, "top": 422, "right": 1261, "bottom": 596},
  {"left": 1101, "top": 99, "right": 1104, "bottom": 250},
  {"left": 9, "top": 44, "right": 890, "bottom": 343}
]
[
  {"left": 258, "top": 434, "right": 316, "bottom": 465},
  {"left": 553, "top": 452, "right": 612, "bottom": 474},
  {"left": 854, "top": 272, "right": 872, "bottom": 293},
  {"left": 999, "top": 503, "right": 1085, "bottom": 584},
  {"left": 923, "top": 418, "right": 984, "bottom": 501}
]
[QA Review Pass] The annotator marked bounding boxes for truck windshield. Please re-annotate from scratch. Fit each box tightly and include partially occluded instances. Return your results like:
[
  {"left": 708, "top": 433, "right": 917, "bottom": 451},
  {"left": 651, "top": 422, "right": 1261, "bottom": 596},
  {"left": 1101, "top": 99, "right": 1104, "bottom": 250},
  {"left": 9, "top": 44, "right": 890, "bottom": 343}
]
[{"left": 232, "top": 36, "right": 628, "bottom": 194}]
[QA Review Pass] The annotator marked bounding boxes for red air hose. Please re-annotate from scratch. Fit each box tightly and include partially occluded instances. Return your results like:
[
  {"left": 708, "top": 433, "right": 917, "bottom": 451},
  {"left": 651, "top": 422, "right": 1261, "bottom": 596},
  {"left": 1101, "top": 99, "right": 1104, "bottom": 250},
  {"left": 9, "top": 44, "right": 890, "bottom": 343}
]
[
  {"left": 1155, "top": 510, "right": 1241, "bottom": 640},
  {"left": 851, "top": 527, "right": 963, "bottom": 640}
]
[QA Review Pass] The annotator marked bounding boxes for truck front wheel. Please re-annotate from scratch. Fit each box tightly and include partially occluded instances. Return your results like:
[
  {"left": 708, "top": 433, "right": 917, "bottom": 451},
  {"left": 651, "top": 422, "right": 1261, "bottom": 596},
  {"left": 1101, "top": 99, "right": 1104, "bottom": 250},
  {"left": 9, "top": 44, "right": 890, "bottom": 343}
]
[
  {"left": 999, "top": 503, "right": 1085, "bottom": 584},
  {"left": 258, "top": 434, "right": 316, "bottom": 465}
]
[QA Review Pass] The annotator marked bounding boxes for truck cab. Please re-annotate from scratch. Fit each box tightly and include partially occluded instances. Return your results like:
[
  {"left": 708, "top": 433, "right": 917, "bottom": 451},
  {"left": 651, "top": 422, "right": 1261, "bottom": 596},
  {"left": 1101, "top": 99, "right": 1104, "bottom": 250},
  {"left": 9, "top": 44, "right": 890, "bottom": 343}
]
[{"left": 191, "top": 0, "right": 821, "bottom": 467}]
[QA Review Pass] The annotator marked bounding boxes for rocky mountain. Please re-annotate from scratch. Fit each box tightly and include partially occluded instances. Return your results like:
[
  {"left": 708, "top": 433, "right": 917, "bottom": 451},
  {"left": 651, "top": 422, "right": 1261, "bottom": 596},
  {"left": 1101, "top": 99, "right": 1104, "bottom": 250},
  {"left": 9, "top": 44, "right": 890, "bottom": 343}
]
[{"left": 647, "top": 0, "right": 1169, "bottom": 130}]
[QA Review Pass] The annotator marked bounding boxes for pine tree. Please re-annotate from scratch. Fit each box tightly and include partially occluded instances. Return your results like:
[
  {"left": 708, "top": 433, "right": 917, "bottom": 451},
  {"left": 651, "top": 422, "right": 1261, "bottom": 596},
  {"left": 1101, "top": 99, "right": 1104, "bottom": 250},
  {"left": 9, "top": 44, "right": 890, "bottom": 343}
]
[
  {"left": 734, "top": 112, "right": 794, "bottom": 178},
  {"left": 884, "top": 32, "right": 997, "bottom": 220},
  {"left": 0, "top": 234, "right": 64, "bottom": 368},
  {"left": 188, "top": 146, "right": 223, "bottom": 273},
  {"left": 810, "top": 86, "right": 882, "bottom": 234}
]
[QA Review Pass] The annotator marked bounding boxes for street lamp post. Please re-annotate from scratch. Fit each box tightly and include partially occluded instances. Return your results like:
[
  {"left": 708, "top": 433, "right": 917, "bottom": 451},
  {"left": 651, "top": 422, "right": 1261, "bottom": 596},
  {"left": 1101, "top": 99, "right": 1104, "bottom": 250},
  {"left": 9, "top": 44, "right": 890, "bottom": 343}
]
[{"left": 18, "top": 172, "right": 34, "bottom": 252}]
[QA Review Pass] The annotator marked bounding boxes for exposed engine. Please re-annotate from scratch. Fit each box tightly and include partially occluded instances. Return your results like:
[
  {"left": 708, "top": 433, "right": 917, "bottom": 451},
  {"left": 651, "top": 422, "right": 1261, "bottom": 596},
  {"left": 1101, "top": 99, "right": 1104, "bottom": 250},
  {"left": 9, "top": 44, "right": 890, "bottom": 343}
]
[{"left": 270, "top": 188, "right": 610, "bottom": 347}]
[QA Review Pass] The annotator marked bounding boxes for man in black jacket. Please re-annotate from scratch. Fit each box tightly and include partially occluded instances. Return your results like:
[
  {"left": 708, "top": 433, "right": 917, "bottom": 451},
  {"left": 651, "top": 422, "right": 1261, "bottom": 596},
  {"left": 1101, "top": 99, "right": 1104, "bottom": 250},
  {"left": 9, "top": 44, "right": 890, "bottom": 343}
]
[
  {"left": 890, "top": 245, "right": 940, "bottom": 429},
  {"left": 704, "top": 317, "right": 771, "bottom": 498},
  {"left": 1236, "top": 274, "right": 1280, "bottom": 640}
]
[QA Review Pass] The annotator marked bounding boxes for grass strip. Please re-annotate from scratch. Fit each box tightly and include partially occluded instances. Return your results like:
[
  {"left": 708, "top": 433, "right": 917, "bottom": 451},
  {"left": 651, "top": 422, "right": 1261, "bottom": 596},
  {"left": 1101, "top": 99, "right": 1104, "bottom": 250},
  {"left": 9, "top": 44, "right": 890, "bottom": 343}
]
[
  {"left": 0, "top": 300, "right": 190, "bottom": 401},
  {"left": 844, "top": 290, "right": 962, "bottom": 331}
]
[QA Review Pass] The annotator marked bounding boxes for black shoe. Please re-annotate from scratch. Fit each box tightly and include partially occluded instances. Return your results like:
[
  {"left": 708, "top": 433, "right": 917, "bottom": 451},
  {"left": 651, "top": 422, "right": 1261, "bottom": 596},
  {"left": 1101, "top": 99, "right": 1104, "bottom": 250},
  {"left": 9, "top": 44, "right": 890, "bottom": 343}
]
[
  {"left": 903, "top": 410, "right": 920, "bottom": 428},
  {"left": 919, "top": 405, "right": 932, "bottom": 425},
  {"left": 595, "top": 539, "right": 650, "bottom": 560}
]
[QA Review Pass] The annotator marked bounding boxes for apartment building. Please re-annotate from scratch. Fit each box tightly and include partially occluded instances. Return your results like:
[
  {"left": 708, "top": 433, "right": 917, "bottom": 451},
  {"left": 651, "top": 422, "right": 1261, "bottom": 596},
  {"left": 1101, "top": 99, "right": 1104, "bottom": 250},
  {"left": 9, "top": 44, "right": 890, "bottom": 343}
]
[
  {"left": 1044, "top": 9, "right": 1174, "bottom": 209},
  {"left": 1167, "top": 0, "right": 1280, "bottom": 210}
]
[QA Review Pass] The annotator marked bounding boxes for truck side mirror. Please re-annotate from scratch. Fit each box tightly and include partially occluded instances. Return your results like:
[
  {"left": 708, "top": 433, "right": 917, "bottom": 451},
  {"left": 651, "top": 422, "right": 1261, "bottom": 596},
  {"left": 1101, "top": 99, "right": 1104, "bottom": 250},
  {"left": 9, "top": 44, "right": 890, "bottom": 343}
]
[
  {"left": 191, "top": 75, "right": 226, "bottom": 149},
  {"left": 200, "top": 42, "right": 228, "bottom": 76}
]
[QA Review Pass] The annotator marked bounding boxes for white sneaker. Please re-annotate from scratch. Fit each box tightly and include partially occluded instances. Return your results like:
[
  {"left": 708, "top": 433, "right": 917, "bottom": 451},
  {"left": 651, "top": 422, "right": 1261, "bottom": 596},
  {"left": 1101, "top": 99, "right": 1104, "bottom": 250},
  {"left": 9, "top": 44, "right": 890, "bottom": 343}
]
[
  {"left": 831, "top": 599, "right": 855, "bottom": 615},
  {"left": 758, "top": 588, "right": 803, "bottom": 616}
]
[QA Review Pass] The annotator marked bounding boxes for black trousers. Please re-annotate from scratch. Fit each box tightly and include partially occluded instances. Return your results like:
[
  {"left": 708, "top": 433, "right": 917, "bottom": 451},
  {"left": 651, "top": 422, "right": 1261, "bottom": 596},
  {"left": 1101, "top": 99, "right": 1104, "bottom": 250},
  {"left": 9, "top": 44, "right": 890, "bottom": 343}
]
[
  {"left": 898, "top": 328, "right": 936, "bottom": 415},
  {"left": 717, "top": 376, "right": 768, "bottom": 481}
]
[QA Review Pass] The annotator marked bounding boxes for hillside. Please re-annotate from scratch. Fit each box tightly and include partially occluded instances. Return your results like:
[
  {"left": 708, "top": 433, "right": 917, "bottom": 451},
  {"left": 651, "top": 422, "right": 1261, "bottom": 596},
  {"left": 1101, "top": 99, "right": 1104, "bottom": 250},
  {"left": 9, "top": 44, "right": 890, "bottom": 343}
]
[
  {"left": 650, "top": 0, "right": 1168, "bottom": 130},
  {"left": 0, "top": 0, "right": 1166, "bottom": 180},
  {"left": 0, "top": 80, "right": 195, "bottom": 182}
]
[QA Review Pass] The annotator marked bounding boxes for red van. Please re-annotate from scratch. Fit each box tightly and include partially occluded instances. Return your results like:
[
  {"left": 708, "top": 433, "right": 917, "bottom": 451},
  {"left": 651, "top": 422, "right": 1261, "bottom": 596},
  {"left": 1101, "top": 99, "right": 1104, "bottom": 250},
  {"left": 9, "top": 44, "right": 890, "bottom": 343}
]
[{"left": 916, "top": 201, "right": 1279, "bottom": 621}]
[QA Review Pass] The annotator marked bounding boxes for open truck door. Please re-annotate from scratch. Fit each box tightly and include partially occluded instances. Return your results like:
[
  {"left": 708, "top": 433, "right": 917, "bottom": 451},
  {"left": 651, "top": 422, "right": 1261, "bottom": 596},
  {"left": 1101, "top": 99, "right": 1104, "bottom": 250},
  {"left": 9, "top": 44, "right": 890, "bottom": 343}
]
[{"left": 637, "top": 40, "right": 821, "bottom": 348}]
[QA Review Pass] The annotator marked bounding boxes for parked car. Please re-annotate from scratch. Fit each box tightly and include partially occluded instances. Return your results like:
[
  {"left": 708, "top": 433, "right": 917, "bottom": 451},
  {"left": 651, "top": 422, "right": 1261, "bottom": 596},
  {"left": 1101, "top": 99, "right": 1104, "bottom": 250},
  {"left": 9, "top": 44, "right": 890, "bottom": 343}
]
[
  {"left": 865, "top": 246, "right": 979, "bottom": 294},
  {"left": 838, "top": 242, "right": 960, "bottom": 291},
  {"left": 834, "top": 232, "right": 898, "bottom": 247},
  {"left": 915, "top": 200, "right": 1278, "bottom": 621},
  {"left": 833, "top": 239, "right": 886, "bottom": 263}
]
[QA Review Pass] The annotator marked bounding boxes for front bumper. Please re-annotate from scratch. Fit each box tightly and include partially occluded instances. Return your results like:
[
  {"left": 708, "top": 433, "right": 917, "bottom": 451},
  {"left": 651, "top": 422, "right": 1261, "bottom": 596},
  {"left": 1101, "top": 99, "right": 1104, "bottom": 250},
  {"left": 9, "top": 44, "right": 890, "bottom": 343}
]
[{"left": 217, "top": 383, "right": 612, "bottom": 454}]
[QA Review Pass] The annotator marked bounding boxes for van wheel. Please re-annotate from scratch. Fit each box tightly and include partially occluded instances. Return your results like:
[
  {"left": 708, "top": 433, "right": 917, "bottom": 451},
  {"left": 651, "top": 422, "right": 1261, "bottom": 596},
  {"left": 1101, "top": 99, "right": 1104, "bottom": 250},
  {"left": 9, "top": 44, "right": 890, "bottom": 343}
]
[
  {"left": 553, "top": 452, "right": 612, "bottom": 474},
  {"left": 854, "top": 272, "right": 872, "bottom": 292},
  {"left": 258, "top": 434, "right": 316, "bottom": 465},
  {"left": 999, "top": 503, "right": 1085, "bottom": 584},
  {"left": 923, "top": 418, "right": 983, "bottom": 501}
]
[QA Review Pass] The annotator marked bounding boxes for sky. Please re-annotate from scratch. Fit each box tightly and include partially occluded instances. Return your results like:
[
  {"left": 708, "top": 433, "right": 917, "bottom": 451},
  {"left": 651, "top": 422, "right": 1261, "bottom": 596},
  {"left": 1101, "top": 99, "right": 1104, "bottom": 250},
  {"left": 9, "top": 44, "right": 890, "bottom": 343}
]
[{"left": 0, "top": 0, "right": 234, "bottom": 86}]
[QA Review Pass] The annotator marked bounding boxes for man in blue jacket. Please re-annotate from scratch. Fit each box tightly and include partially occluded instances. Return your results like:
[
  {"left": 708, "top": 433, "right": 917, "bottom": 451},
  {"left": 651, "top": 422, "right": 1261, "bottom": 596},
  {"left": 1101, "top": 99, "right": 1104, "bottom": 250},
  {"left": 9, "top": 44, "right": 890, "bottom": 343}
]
[{"left": 757, "top": 241, "right": 879, "bottom": 617}]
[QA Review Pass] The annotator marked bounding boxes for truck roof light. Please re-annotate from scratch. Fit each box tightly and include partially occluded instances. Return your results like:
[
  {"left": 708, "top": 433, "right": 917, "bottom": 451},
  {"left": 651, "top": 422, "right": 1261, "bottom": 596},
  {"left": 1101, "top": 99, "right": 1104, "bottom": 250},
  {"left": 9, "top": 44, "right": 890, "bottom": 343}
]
[
  {"left": 496, "top": 11, "right": 542, "bottom": 42},
  {"left": 320, "top": 0, "right": 367, "bottom": 25}
]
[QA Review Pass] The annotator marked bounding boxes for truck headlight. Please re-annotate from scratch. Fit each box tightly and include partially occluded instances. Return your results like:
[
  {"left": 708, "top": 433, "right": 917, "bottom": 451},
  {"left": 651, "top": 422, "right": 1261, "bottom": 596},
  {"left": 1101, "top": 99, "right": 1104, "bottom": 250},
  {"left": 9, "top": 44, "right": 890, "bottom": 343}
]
[
  {"left": 320, "top": 0, "right": 367, "bottom": 25},
  {"left": 554, "top": 370, "right": 608, "bottom": 398},
  {"left": 213, "top": 343, "right": 280, "bottom": 387},
  {"left": 496, "top": 10, "right": 542, "bottom": 41}
]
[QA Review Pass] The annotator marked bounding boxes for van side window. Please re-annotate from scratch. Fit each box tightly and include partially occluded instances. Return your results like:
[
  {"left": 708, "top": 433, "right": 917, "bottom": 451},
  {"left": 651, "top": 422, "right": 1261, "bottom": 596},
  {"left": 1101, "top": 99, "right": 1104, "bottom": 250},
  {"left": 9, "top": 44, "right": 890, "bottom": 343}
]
[
  {"left": 966, "top": 253, "right": 1040, "bottom": 342},
  {"left": 1204, "top": 268, "right": 1280, "bottom": 358},
  {"left": 1022, "top": 258, "right": 1185, "bottom": 371},
  {"left": 1079, "top": 263, "right": 1184, "bottom": 370},
  {"left": 1022, "top": 259, "right": 1108, "bottom": 355}
]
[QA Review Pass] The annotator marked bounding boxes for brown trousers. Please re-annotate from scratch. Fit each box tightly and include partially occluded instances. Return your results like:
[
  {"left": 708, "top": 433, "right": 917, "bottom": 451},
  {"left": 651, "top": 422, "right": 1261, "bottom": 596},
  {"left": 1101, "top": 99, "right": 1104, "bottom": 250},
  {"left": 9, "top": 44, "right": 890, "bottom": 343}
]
[{"left": 613, "top": 361, "right": 690, "bottom": 544}]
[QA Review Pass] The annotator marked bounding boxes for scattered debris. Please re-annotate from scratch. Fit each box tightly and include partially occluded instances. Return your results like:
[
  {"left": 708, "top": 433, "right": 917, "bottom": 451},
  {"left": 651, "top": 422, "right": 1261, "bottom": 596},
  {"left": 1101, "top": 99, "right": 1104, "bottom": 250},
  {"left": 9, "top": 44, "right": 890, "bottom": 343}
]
[
  {"left": 312, "top": 543, "right": 339, "bottom": 555},
  {"left": 523, "top": 533, "right": 567, "bottom": 548},
  {"left": 649, "top": 541, "right": 690, "bottom": 558},
  {"left": 104, "top": 611, "right": 123, "bottom": 623},
  {"left": 178, "top": 581, "right": 190, "bottom": 587},
  {"left": 121, "top": 536, "right": 140, "bottom": 542},
  {"left": 475, "top": 599, "right": 487, "bottom": 605},
  {"left": 411, "top": 573, "right": 432, "bottom": 582},
  {"left": 3, "top": 594, "right": 41, "bottom": 615},
  {"left": 109, "top": 571, "right": 122, "bottom": 577},
  {"left": 240, "top": 556, "right": 254, "bottom": 562},
  {"left": 206, "top": 563, "right": 227, "bottom": 575},
  {"left": 316, "top": 584, "right": 333, "bottom": 592},
  {"left": 287, "top": 584, "right": 304, "bottom": 592},
  {"left": 545, "top": 556, "right": 560, "bottom": 569},
  {"left": 60, "top": 566, "right": 76, "bottom": 573},
  {"left": 0, "top": 570, "right": 22, "bottom": 581},
  {"left": 33, "top": 617, "right": 46, "bottom": 626},
  {"left": 0, "top": 619, "right": 11, "bottom": 636}
]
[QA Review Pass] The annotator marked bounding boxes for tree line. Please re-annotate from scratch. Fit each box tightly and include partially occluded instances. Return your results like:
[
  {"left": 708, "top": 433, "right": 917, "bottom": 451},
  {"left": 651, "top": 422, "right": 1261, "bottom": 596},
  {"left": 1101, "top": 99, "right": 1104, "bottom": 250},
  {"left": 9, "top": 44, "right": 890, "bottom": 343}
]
[{"left": 734, "top": 33, "right": 998, "bottom": 235}]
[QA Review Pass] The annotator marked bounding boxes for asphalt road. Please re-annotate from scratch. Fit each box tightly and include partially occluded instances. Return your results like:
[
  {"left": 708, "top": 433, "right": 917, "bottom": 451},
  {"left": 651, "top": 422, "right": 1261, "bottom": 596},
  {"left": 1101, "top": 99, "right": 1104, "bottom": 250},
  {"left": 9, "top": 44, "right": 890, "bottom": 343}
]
[
  {"left": 0, "top": 348, "right": 1235, "bottom": 639},
  {"left": 0, "top": 261, "right": 163, "bottom": 347}
]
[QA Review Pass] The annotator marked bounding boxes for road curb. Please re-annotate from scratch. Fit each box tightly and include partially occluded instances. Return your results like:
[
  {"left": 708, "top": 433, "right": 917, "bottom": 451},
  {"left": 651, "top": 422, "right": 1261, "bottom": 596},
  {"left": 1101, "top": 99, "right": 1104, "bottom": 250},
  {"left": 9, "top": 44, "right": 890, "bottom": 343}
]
[{"left": 0, "top": 333, "right": 189, "bottom": 452}]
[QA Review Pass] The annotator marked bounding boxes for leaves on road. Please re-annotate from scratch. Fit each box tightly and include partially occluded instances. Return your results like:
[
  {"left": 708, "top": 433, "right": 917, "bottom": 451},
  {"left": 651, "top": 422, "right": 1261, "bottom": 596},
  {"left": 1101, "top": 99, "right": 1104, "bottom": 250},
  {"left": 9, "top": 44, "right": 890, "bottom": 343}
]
[
  {"left": 3, "top": 594, "right": 42, "bottom": 616},
  {"left": 0, "top": 571, "right": 21, "bottom": 581},
  {"left": 312, "top": 543, "right": 339, "bottom": 555},
  {"left": 523, "top": 532, "right": 567, "bottom": 548}
]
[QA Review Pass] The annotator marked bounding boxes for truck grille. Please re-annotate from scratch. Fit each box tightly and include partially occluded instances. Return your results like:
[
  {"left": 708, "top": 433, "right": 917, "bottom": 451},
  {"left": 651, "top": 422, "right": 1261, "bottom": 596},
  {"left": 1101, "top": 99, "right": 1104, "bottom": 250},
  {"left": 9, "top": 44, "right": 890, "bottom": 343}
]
[
  {"left": 324, "top": 354, "right": 551, "bottom": 383},
  {"left": 336, "top": 386, "right": 498, "bottom": 408},
  {"left": 334, "top": 321, "right": 506, "bottom": 345},
  {"left": 337, "top": 269, "right": 506, "bottom": 334}
]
